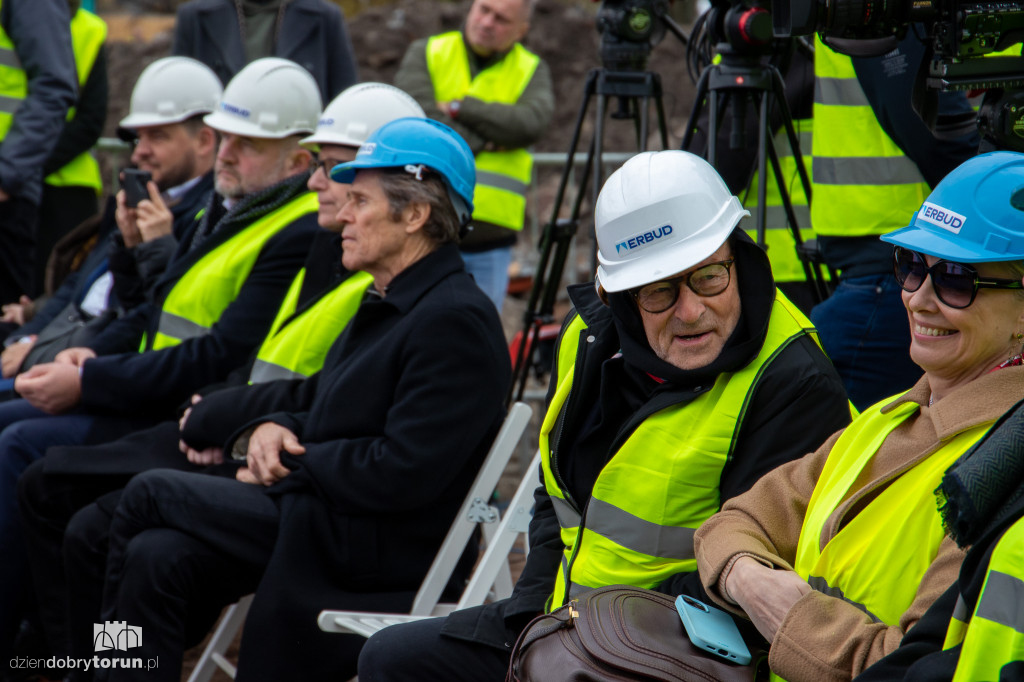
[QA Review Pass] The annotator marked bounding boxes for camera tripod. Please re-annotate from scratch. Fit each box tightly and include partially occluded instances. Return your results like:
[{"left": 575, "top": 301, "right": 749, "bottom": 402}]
[
  {"left": 509, "top": 67, "right": 669, "bottom": 402},
  {"left": 681, "top": 46, "right": 832, "bottom": 304}
]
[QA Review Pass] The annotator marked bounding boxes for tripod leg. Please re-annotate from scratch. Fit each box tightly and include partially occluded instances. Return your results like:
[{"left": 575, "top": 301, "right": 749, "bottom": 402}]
[
  {"left": 681, "top": 67, "right": 712, "bottom": 150},
  {"left": 510, "top": 71, "right": 599, "bottom": 402}
]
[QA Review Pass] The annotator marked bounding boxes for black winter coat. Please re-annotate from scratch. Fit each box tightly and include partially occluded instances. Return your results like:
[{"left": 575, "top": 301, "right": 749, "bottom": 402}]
[
  {"left": 172, "top": 0, "right": 358, "bottom": 104},
  {"left": 180, "top": 243, "right": 512, "bottom": 680},
  {"left": 77, "top": 173, "right": 319, "bottom": 419},
  {"left": 439, "top": 232, "right": 852, "bottom": 651}
]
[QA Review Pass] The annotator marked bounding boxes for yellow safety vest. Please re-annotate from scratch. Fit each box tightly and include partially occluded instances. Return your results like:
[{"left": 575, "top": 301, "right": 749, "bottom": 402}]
[
  {"left": 147, "top": 193, "right": 318, "bottom": 351},
  {"left": 811, "top": 36, "right": 929, "bottom": 237},
  {"left": 44, "top": 8, "right": 105, "bottom": 192},
  {"left": 426, "top": 32, "right": 538, "bottom": 232},
  {"left": 941, "top": 517, "right": 1024, "bottom": 681},
  {"left": 782, "top": 398, "right": 994, "bottom": 681},
  {"left": 544, "top": 293, "right": 821, "bottom": 607},
  {"left": 741, "top": 119, "right": 818, "bottom": 283},
  {"left": 248, "top": 269, "right": 373, "bottom": 383}
]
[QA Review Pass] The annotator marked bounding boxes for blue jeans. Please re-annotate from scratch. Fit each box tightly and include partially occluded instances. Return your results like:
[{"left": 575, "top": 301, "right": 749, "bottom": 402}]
[
  {"left": 811, "top": 274, "right": 923, "bottom": 411},
  {"left": 461, "top": 246, "right": 512, "bottom": 313}
]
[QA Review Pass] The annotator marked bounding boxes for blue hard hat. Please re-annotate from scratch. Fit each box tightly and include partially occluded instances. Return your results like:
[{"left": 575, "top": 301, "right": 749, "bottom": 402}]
[
  {"left": 882, "top": 151, "right": 1024, "bottom": 262},
  {"left": 331, "top": 117, "right": 475, "bottom": 225}
]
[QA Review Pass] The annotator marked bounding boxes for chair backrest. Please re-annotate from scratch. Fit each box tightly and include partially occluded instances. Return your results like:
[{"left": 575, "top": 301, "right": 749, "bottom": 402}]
[{"left": 409, "top": 401, "right": 533, "bottom": 615}]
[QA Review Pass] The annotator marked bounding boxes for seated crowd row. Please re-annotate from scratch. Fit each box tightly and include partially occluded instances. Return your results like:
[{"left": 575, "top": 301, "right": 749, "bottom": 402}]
[{"left": 0, "top": 54, "right": 1022, "bottom": 682}]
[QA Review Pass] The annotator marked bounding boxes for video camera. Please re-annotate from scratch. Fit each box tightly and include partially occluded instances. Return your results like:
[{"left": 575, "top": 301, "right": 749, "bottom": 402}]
[
  {"left": 771, "top": 0, "right": 1024, "bottom": 149},
  {"left": 593, "top": 0, "right": 671, "bottom": 71}
]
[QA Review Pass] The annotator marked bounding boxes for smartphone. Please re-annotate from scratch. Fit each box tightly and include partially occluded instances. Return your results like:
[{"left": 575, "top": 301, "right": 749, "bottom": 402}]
[
  {"left": 675, "top": 594, "right": 751, "bottom": 665},
  {"left": 120, "top": 168, "right": 153, "bottom": 208}
]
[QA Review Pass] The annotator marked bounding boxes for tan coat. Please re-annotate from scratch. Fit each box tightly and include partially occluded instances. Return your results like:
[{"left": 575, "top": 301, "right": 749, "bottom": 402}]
[{"left": 694, "top": 365, "right": 1024, "bottom": 682}]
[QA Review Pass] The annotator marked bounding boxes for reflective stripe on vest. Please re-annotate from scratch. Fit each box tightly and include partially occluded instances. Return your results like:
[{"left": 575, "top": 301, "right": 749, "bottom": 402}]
[
  {"left": 792, "top": 398, "right": 992, "bottom": 636},
  {"left": 248, "top": 269, "right": 372, "bottom": 383},
  {"left": 811, "top": 36, "right": 929, "bottom": 237},
  {"left": 148, "top": 193, "right": 318, "bottom": 351},
  {"left": 740, "top": 120, "right": 821, "bottom": 283},
  {"left": 947, "top": 517, "right": 1024, "bottom": 681},
  {"left": 44, "top": 9, "right": 105, "bottom": 192},
  {"left": 426, "top": 32, "right": 538, "bottom": 231},
  {"left": 543, "top": 293, "right": 820, "bottom": 607}
]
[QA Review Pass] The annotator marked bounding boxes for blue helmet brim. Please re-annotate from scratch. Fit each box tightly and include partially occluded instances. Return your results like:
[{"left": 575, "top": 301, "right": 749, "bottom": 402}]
[{"left": 881, "top": 224, "right": 1013, "bottom": 263}]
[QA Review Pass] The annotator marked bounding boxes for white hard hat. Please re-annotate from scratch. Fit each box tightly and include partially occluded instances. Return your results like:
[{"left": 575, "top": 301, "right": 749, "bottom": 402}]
[
  {"left": 119, "top": 57, "right": 222, "bottom": 129},
  {"left": 301, "top": 83, "right": 426, "bottom": 151},
  {"left": 204, "top": 57, "right": 322, "bottom": 139},
  {"left": 595, "top": 151, "right": 749, "bottom": 292}
]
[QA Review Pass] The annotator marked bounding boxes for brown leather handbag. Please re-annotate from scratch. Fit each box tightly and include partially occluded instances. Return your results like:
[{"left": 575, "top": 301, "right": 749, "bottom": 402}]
[{"left": 506, "top": 585, "right": 767, "bottom": 682}]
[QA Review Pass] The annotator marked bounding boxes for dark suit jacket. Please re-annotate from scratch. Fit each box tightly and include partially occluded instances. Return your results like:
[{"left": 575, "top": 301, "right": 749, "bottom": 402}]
[{"left": 172, "top": 0, "right": 358, "bottom": 104}]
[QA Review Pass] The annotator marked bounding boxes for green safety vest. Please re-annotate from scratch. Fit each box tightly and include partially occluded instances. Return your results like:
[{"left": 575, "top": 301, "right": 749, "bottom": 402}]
[
  {"left": 44, "top": 8, "right": 106, "bottom": 192},
  {"left": 248, "top": 269, "right": 373, "bottom": 383},
  {"left": 781, "top": 397, "right": 994, "bottom": 681},
  {"left": 426, "top": 32, "right": 538, "bottom": 232},
  {"left": 811, "top": 36, "right": 929, "bottom": 237},
  {"left": 741, "top": 119, "right": 818, "bottom": 283},
  {"left": 942, "top": 517, "right": 1024, "bottom": 681},
  {"left": 147, "top": 193, "right": 319, "bottom": 351},
  {"left": 543, "top": 293, "right": 820, "bottom": 607}
]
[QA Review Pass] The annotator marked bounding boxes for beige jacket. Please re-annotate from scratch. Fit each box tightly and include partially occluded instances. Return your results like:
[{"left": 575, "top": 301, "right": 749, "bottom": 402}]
[{"left": 694, "top": 366, "right": 1024, "bottom": 682}]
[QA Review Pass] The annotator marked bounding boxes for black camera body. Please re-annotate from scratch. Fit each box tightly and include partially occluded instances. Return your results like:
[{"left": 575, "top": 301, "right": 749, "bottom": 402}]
[
  {"left": 772, "top": 0, "right": 1024, "bottom": 149},
  {"left": 595, "top": 0, "right": 670, "bottom": 71}
]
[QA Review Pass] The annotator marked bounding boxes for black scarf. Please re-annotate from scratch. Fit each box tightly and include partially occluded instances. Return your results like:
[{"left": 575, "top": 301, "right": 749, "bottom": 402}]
[{"left": 937, "top": 398, "right": 1024, "bottom": 547}]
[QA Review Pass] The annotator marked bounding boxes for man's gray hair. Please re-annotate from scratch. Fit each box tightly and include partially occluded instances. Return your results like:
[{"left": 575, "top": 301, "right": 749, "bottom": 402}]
[{"left": 377, "top": 168, "right": 462, "bottom": 244}]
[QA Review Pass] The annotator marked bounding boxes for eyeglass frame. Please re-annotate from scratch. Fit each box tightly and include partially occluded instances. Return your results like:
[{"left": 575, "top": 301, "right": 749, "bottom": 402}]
[
  {"left": 631, "top": 259, "right": 736, "bottom": 314},
  {"left": 892, "top": 246, "right": 1024, "bottom": 309}
]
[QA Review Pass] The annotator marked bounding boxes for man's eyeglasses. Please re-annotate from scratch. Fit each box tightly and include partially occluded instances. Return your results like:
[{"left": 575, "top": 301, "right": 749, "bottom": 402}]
[
  {"left": 893, "top": 246, "right": 1024, "bottom": 309},
  {"left": 632, "top": 260, "right": 735, "bottom": 314}
]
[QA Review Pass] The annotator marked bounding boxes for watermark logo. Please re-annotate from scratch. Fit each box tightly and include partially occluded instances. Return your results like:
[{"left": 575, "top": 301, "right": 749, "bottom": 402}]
[
  {"left": 94, "top": 621, "right": 142, "bottom": 652},
  {"left": 614, "top": 225, "right": 674, "bottom": 255},
  {"left": 918, "top": 201, "right": 966, "bottom": 234}
]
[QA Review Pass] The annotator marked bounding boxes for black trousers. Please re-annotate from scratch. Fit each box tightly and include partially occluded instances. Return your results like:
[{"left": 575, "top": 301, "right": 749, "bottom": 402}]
[
  {"left": 0, "top": 195, "right": 39, "bottom": 305},
  {"left": 97, "top": 469, "right": 278, "bottom": 682},
  {"left": 358, "top": 615, "right": 511, "bottom": 682}
]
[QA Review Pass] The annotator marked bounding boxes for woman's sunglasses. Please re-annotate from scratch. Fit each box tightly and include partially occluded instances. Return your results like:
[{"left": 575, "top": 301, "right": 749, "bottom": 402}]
[{"left": 893, "top": 246, "right": 1024, "bottom": 309}]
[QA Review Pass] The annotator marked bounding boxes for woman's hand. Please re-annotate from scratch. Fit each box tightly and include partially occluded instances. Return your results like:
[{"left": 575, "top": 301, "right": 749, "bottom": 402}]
[{"left": 724, "top": 556, "right": 811, "bottom": 643}]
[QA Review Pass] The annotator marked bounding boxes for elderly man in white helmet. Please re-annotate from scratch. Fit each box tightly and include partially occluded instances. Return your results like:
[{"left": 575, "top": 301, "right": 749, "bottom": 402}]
[
  {"left": 0, "top": 56, "right": 220, "bottom": 382},
  {"left": 13, "top": 82, "right": 427, "bottom": 676},
  {"left": 359, "top": 150, "right": 852, "bottom": 682},
  {"left": 0, "top": 57, "right": 323, "bottom": 665}
]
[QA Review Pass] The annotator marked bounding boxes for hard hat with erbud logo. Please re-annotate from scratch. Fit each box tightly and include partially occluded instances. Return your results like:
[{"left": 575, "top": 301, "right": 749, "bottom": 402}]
[
  {"left": 882, "top": 151, "right": 1024, "bottom": 262},
  {"left": 119, "top": 57, "right": 222, "bottom": 130},
  {"left": 595, "top": 150, "right": 749, "bottom": 292},
  {"left": 301, "top": 83, "right": 425, "bottom": 151},
  {"left": 204, "top": 57, "right": 321, "bottom": 139}
]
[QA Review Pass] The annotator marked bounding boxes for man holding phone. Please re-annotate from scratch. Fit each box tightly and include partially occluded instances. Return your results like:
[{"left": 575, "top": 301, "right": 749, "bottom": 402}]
[
  {"left": 0, "top": 57, "right": 322, "bottom": 658},
  {"left": 0, "top": 57, "right": 220, "bottom": 380},
  {"left": 359, "top": 151, "right": 852, "bottom": 680}
]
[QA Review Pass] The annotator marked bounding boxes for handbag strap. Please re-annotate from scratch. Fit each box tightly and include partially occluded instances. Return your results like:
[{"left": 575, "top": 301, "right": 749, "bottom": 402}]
[{"left": 505, "top": 604, "right": 577, "bottom": 682}]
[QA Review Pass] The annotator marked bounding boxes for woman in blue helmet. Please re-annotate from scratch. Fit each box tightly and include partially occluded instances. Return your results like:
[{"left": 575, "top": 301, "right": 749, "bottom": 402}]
[
  {"left": 855, "top": 154, "right": 1024, "bottom": 680},
  {"left": 693, "top": 151, "right": 1024, "bottom": 682},
  {"left": 91, "top": 118, "right": 512, "bottom": 682}
]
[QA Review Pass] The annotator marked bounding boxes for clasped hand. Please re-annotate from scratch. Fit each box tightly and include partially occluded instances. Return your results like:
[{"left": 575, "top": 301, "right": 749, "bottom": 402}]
[{"left": 236, "top": 422, "right": 305, "bottom": 486}]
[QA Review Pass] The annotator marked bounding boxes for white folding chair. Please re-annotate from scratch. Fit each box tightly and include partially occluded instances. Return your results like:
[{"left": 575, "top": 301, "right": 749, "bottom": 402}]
[
  {"left": 188, "top": 402, "right": 534, "bottom": 681},
  {"left": 317, "top": 423, "right": 541, "bottom": 638}
]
